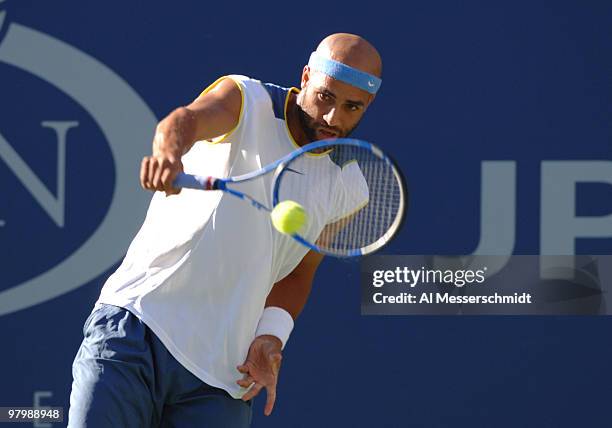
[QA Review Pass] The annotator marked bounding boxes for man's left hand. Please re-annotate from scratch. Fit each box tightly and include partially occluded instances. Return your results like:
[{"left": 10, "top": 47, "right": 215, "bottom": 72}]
[{"left": 236, "top": 335, "right": 283, "bottom": 416}]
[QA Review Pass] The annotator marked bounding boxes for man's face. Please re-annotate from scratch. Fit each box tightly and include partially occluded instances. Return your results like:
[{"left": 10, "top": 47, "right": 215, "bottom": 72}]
[{"left": 296, "top": 67, "right": 374, "bottom": 142}]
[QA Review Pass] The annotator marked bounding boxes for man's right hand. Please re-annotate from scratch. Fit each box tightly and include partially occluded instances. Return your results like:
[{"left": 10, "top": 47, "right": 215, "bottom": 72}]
[
  {"left": 140, "top": 132, "right": 184, "bottom": 196},
  {"left": 138, "top": 76, "right": 242, "bottom": 196}
]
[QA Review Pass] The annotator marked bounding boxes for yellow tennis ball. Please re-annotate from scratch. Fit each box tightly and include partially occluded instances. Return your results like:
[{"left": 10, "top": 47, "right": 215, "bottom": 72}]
[{"left": 271, "top": 201, "right": 307, "bottom": 235}]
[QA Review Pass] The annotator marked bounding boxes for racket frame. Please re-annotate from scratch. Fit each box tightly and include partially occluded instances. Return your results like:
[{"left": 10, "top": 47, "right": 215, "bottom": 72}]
[
  {"left": 272, "top": 139, "right": 407, "bottom": 257},
  {"left": 173, "top": 138, "right": 408, "bottom": 257}
]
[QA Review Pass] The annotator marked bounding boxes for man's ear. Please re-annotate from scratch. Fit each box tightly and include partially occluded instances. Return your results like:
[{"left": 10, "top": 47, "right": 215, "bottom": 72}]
[{"left": 300, "top": 65, "right": 310, "bottom": 89}]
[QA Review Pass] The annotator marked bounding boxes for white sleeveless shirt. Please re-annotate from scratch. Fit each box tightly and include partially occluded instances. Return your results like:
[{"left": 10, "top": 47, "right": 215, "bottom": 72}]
[{"left": 96, "top": 75, "right": 368, "bottom": 398}]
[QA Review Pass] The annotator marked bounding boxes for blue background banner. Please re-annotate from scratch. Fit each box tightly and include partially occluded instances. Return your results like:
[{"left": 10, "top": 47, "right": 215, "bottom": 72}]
[{"left": 1, "top": 1, "right": 611, "bottom": 426}]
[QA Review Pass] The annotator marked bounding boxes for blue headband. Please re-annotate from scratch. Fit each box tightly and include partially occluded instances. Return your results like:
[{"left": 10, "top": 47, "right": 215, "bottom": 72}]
[{"left": 308, "top": 51, "right": 381, "bottom": 94}]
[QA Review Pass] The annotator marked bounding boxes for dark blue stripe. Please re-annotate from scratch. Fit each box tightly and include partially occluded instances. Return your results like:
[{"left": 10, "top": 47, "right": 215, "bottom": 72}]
[
  {"left": 329, "top": 145, "right": 358, "bottom": 168},
  {"left": 262, "top": 82, "right": 290, "bottom": 120}
]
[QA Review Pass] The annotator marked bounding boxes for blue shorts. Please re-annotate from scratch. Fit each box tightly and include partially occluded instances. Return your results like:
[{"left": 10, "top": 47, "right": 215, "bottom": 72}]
[{"left": 68, "top": 303, "right": 252, "bottom": 428}]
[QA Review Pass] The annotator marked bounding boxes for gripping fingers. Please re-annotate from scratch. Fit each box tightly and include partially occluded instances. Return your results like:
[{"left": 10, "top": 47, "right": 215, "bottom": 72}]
[
  {"left": 141, "top": 156, "right": 158, "bottom": 190},
  {"left": 149, "top": 158, "right": 161, "bottom": 190},
  {"left": 140, "top": 157, "right": 150, "bottom": 189},
  {"left": 161, "top": 166, "right": 181, "bottom": 195},
  {"left": 140, "top": 156, "right": 182, "bottom": 194}
]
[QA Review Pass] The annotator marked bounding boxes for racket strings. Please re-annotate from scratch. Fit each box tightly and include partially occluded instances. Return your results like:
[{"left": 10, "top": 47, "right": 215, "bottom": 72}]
[{"left": 310, "top": 145, "right": 403, "bottom": 255}]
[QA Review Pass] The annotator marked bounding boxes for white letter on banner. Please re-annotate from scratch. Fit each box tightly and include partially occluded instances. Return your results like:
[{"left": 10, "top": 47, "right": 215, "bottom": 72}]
[
  {"left": 0, "top": 121, "right": 78, "bottom": 227},
  {"left": 541, "top": 161, "right": 612, "bottom": 278},
  {"left": 433, "top": 161, "right": 516, "bottom": 277}
]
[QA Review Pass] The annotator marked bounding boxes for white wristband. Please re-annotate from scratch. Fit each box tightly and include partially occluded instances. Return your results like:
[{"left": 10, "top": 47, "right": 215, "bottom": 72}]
[{"left": 255, "top": 306, "right": 294, "bottom": 350}]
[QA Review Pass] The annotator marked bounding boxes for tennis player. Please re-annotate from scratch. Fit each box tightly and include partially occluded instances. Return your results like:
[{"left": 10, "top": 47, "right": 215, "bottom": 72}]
[{"left": 68, "top": 33, "right": 382, "bottom": 427}]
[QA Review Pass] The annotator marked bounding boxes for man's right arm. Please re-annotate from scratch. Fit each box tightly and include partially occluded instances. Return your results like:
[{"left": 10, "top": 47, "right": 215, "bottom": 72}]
[{"left": 140, "top": 77, "right": 242, "bottom": 195}]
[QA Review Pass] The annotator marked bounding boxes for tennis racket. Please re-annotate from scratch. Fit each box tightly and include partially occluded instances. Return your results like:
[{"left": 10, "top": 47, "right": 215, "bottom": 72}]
[{"left": 173, "top": 138, "right": 407, "bottom": 257}]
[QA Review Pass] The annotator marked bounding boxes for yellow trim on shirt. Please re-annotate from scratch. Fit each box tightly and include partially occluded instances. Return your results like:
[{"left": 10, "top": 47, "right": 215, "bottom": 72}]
[
  {"left": 197, "top": 75, "right": 245, "bottom": 144},
  {"left": 330, "top": 197, "right": 369, "bottom": 224},
  {"left": 283, "top": 87, "right": 333, "bottom": 157},
  {"left": 341, "top": 159, "right": 358, "bottom": 168}
]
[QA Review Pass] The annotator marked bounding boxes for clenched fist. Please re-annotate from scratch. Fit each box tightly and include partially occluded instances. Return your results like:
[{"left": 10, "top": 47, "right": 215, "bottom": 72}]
[{"left": 140, "top": 132, "right": 184, "bottom": 196}]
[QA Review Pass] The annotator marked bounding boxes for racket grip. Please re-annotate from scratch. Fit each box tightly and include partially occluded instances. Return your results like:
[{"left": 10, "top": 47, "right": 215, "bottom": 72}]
[{"left": 173, "top": 173, "right": 210, "bottom": 190}]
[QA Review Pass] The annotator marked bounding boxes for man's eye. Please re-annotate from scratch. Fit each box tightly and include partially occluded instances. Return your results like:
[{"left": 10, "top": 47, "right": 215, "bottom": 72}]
[{"left": 318, "top": 92, "right": 331, "bottom": 101}]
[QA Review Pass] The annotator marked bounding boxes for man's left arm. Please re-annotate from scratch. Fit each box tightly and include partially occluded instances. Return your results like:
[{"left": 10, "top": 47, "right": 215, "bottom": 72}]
[
  {"left": 237, "top": 250, "right": 324, "bottom": 415},
  {"left": 265, "top": 249, "right": 324, "bottom": 318}
]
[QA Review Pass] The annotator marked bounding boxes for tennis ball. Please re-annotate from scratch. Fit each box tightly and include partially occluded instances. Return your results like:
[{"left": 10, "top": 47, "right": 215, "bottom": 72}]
[{"left": 271, "top": 200, "right": 307, "bottom": 235}]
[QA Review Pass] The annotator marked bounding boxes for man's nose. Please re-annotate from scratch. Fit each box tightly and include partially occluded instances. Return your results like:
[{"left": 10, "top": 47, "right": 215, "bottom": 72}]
[{"left": 323, "top": 107, "right": 340, "bottom": 128}]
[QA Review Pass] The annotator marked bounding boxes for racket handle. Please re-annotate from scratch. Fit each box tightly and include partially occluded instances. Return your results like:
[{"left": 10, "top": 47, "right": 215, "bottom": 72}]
[{"left": 173, "top": 173, "right": 214, "bottom": 190}]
